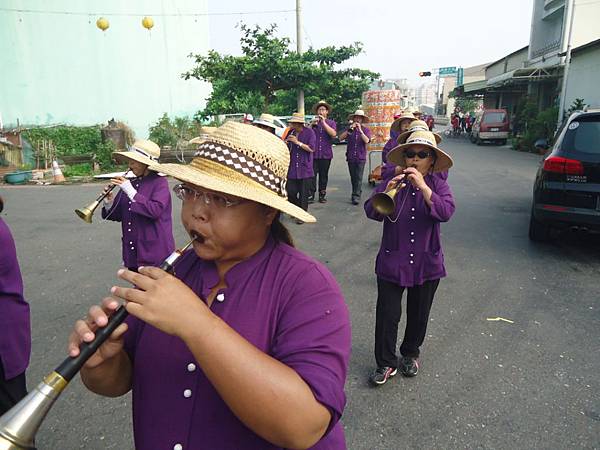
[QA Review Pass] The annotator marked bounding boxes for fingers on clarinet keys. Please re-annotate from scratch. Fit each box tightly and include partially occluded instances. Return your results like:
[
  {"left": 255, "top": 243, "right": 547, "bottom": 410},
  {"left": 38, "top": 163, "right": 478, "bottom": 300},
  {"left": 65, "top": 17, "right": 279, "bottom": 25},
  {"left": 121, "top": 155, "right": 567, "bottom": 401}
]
[{"left": 68, "top": 298, "right": 119, "bottom": 356}]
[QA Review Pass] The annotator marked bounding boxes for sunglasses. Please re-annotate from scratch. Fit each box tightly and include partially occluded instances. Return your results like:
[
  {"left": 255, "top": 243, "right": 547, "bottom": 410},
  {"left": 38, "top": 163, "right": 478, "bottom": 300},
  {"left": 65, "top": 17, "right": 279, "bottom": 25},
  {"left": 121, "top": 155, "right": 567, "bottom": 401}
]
[{"left": 404, "top": 150, "right": 433, "bottom": 159}]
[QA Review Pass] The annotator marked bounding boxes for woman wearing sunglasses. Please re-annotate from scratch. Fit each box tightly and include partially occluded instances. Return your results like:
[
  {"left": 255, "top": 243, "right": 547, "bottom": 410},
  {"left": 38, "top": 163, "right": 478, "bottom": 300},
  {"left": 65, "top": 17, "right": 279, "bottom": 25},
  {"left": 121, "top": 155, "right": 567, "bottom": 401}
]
[
  {"left": 67, "top": 122, "right": 351, "bottom": 449},
  {"left": 364, "top": 130, "right": 455, "bottom": 385}
]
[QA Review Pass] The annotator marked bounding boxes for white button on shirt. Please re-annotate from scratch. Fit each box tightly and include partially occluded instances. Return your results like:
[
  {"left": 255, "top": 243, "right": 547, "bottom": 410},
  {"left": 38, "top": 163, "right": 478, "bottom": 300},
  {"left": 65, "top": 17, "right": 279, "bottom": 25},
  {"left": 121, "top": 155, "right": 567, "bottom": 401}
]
[
  {"left": 410, "top": 231, "right": 415, "bottom": 235},
  {"left": 216, "top": 293, "right": 225, "bottom": 302},
  {"left": 174, "top": 444, "right": 183, "bottom": 450},
  {"left": 183, "top": 389, "right": 192, "bottom": 398},
  {"left": 187, "top": 363, "right": 196, "bottom": 372}
]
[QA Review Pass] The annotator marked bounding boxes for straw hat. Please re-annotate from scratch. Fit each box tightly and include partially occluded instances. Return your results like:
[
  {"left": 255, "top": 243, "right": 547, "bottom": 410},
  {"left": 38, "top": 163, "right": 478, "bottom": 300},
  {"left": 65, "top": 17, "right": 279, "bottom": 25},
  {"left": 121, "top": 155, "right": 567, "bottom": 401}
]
[
  {"left": 396, "top": 120, "right": 442, "bottom": 144},
  {"left": 387, "top": 130, "right": 453, "bottom": 173},
  {"left": 189, "top": 127, "right": 218, "bottom": 145},
  {"left": 252, "top": 113, "right": 278, "bottom": 130},
  {"left": 313, "top": 100, "right": 332, "bottom": 113},
  {"left": 348, "top": 109, "right": 370, "bottom": 122},
  {"left": 113, "top": 139, "right": 160, "bottom": 166},
  {"left": 149, "top": 122, "right": 315, "bottom": 223},
  {"left": 287, "top": 112, "right": 306, "bottom": 124},
  {"left": 390, "top": 112, "right": 417, "bottom": 133}
]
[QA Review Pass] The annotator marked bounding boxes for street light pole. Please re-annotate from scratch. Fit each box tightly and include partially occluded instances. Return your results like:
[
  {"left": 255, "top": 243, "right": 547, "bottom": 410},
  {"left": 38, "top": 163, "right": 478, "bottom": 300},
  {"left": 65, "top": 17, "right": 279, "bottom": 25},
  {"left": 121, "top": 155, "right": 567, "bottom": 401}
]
[
  {"left": 296, "top": 0, "right": 304, "bottom": 115},
  {"left": 558, "top": 0, "right": 576, "bottom": 128}
]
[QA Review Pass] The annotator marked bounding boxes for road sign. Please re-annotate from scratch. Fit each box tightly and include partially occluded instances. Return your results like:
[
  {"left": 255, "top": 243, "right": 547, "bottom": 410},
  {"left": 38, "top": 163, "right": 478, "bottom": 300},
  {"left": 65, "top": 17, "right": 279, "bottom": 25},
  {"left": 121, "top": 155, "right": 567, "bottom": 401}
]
[
  {"left": 457, "top": 67, "right": 464, "bottom": 86},
  {"left": 438, "top": 66, "right": 457, "bottom": 75}
]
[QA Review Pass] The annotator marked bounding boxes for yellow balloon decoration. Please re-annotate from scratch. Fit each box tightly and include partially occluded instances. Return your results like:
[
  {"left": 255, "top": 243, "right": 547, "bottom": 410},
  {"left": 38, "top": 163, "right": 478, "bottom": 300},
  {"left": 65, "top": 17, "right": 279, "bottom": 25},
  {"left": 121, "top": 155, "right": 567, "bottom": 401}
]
[
  {"left": 96, "top": 17, "right": 109, "bottom": 32},
  {"left": 142, "top": 16, "right": 154, "bottom": 31}
]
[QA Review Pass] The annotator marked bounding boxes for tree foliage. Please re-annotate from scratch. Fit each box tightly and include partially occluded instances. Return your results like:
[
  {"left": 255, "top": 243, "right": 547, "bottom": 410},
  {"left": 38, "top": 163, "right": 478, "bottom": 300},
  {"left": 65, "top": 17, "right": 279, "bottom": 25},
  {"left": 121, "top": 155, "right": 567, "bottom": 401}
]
[
  {"left": 183, "top": 23, "right": 379, "bottom": 125},
  {"left": 148, "top": 113, "right": 204, "bottom": 148}
]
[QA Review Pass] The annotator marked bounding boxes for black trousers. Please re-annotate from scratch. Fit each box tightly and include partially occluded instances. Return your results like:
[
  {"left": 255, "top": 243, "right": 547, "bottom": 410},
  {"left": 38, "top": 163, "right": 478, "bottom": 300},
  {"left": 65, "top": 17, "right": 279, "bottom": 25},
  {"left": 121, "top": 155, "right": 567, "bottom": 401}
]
[
  {"left": 0, "top": 362, "right": 27, "bottom": 416},
  {"left": 309, "top": 159, "right": 332, "bottom": 196},
  {"left": 347, "top": 161, "right": 366, "bottom": 199},
  {"left": 287, "top": 178, "right": 309, "bottom": 211},
  {"left": 374, "top": 277, "right": 440, "bottom": 367}
]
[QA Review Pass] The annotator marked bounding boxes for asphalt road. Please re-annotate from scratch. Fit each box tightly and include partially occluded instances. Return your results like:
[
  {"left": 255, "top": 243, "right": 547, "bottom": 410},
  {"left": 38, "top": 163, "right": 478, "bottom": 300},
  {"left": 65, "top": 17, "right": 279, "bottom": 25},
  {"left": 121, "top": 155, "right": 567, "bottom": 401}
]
[{"left": 1, "top": 133, "right": 599, "bottom": 449}]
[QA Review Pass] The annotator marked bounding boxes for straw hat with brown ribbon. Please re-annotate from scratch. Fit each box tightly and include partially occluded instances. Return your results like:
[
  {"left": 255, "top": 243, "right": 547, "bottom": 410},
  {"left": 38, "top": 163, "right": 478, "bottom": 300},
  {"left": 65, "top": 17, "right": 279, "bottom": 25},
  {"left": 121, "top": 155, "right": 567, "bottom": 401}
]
[
  {"left": 387, "top": 130, "right": 453, "bottom": 173},
  {"left": 390, "top": 111, "right": 417, "bottom": 133},
  {"left": 149, "top": 121, "right": 315, "bottom": 223},
  {"left": 113, "top": 139, "right": 160, "bottom": 166},
  {"left": 287, "top": 112, "right": 306, "bottom": 124},
  {"left": 396, "top": 120, "right": 442, "bottom": 144},
  {"left": 347, "top": 109, "right": 370, "bottom": 122},
  {"left": 313, "top": 100, "right": 332, "bottom": 113}
]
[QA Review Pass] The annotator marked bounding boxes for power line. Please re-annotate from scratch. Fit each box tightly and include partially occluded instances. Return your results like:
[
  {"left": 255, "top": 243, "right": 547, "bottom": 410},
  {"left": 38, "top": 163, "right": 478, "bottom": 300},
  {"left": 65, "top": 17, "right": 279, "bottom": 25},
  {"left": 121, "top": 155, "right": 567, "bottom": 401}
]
[{"left": 0, "top": 7, "right": 295, "bottom": 17}]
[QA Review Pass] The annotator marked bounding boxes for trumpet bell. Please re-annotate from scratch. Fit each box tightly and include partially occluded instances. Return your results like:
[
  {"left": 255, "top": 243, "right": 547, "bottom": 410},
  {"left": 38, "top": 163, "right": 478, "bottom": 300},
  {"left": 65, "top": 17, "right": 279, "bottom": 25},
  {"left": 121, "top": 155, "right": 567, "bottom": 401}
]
[
  {"left": 372, "top": 188, "right": 399, "bottom": 216},
  {"left": 74, "top": 200, "right": 100, "bottom": 223}
]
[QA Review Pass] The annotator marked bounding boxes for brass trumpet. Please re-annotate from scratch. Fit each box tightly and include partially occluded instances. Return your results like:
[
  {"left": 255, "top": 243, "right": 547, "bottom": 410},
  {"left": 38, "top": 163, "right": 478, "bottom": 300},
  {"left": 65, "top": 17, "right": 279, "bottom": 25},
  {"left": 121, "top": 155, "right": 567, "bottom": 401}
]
[
  {"left": 74, "top": 170, "right": 131, "bottom": 223},
  {"left": 0, "top": 238, "right": 196, "bottom": 450},
  {"left": 371, "top": 175, "right": 411, "bottom": 216}
]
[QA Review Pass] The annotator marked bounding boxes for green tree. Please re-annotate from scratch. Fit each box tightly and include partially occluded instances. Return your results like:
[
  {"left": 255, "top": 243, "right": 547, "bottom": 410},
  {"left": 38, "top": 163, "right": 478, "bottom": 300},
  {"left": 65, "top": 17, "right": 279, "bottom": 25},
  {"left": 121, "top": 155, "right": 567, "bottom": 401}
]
[
  {"left": 183, "top": 23, "right": 378, "bottom": 122},
  {"left": 148, "top": 113, "right": 203, "bottom": 148}
]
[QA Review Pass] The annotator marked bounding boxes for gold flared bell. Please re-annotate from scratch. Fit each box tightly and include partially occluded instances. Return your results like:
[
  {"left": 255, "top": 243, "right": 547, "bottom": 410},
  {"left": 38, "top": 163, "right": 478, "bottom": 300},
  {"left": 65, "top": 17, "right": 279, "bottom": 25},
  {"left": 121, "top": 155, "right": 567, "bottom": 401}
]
[
  {"left": 74, "top": 200, "right": 100, "bottom": 224},
  {"left": 371, "top": 187, "right": 400, "bottom": 216}
]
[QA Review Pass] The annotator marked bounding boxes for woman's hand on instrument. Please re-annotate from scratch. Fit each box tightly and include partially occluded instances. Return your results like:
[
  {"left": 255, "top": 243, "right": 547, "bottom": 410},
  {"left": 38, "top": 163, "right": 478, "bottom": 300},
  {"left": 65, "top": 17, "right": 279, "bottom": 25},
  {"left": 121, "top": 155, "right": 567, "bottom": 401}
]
[
  {"left": 403, "top": 167, "right": 427, "bottom": 190},
  {"left": 111, "top": 267, "right": 210, "bottom": 338},
  {"left": 109, "top": 176, "right": 127, "bottom": 186},
  {"left": 386, "top": 173, "right": 406, "bottom": 191},
  {"left": 286, "top": 135, "right": 299, "bottom": 145},
  {"left": 103, "top": 184, "right": 114, "bottom": 201},
  {"left": 67, "top": 297, "right": 128, "bottom": 369}
]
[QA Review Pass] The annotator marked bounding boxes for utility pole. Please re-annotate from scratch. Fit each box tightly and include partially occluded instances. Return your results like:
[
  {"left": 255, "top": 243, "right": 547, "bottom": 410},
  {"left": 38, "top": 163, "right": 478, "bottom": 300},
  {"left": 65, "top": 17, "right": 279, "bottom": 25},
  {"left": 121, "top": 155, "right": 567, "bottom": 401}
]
[
  {"left": 558, "top": 0, "right": 576, "bottom": 128},
  {"left": 296, "top": 0, "right": 304, "bottom": 115}
]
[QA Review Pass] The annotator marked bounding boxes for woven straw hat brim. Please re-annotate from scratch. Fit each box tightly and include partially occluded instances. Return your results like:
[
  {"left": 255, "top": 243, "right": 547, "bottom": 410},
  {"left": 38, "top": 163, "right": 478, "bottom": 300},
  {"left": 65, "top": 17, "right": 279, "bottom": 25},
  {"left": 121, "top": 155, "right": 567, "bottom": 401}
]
[
  {"left": 390, "top": 116, "right": 417, "bottom": 133},
  {"left": 347, "top": 113, "right": 370, "bottom": 122},
  {"left": 387, "top": 142, "right": 453, "bottom": 173},
  {"left": 253, "top": 120, "right": 278, "bottom": 129},
  {"left": 112, "top": 151, "right": 155, "bottom": 167},
  {"left": 287, "top": 118, "right": 305, "bottom": 124},
  {"left": 313, "top": 101, "right": 332, "bottom": 113},
  {"left": 149, "top": 159, "right": 316, "bottom": 223},
  {"left": 397, "top": 130, "right": 442, "bottom": 145}
]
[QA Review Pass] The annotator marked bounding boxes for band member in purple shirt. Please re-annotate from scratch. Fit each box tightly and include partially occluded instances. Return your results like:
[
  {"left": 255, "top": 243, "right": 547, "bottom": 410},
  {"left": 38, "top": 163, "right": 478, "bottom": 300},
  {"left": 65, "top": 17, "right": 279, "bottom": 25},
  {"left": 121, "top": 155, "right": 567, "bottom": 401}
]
[
  {"left": 101, "top": 139, "right": 175, "bottom": 270},
  {"left": 0, "top": 196, "right": 31, "bottom": 415},
  {"left": 308, "top": 100, "right": 337, "bottom": 203},
  {"left": 382, "top": 111, "right": 416, "bottom": 164},
  {"left": 364, "top": 130, "right": 455, "bottom": 385},
  {"left": 285, "top": 112, "right": 316, "bottom": 223},
  {"left": 339, "top": 109, "right": 372, "bottom": 205},
  {"left": 68, "top": 122, "right": 351, "bottom": 449}
]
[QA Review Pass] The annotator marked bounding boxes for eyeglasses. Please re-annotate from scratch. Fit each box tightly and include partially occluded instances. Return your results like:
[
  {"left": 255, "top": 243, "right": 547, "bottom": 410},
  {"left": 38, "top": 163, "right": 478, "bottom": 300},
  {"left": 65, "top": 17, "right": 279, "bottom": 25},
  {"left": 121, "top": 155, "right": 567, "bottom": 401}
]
[
  {"left": 404, "top": 150, "right": 432, "bottom": 159},
  {"left": 173, "top": 184, "right": 244, "bottom": 208}
]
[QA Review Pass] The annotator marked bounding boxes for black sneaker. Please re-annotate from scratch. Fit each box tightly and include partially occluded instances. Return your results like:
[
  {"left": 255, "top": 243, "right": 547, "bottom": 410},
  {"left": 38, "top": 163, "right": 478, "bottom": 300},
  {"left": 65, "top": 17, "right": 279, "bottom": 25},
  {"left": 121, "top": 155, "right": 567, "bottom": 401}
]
[
  {"left": 318, "top": 191, "right": 327, "bottom": 203},
  {"left": 351, "top": 197, "right": 360, "bottom": 205},
  {"left": 369, "top": 366, "right": 397, "bottom": 386},
  {"left": 307, "top": 194, "right": 315, "bottom": 204},
  {"left": 399, "top": 356, "right": 419, "bottom": 377}
]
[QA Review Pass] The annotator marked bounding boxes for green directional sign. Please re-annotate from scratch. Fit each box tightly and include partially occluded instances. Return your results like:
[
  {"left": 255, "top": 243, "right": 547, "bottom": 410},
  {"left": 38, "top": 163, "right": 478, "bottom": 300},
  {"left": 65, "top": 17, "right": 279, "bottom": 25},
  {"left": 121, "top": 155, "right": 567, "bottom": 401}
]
[{"left": 439, "top": 66, "right": 457, "bottom": 75}]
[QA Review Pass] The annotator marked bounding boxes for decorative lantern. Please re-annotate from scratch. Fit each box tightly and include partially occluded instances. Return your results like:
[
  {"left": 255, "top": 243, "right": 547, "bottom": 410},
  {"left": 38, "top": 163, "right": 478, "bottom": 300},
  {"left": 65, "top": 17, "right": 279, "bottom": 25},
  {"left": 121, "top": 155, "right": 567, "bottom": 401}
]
[
  {"left": 142, "top": 16, "right": 154, "bottom": 31},
  {"left": 96, "top": 17, "right": 109, "bottom": 32}
]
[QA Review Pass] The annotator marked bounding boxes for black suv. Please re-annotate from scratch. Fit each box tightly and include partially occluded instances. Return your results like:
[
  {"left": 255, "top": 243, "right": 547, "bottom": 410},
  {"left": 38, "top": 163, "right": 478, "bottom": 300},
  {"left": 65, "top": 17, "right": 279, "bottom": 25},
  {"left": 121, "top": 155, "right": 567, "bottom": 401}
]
[{"left": 529, "top": 109, "right": 600, "bottom": 241}]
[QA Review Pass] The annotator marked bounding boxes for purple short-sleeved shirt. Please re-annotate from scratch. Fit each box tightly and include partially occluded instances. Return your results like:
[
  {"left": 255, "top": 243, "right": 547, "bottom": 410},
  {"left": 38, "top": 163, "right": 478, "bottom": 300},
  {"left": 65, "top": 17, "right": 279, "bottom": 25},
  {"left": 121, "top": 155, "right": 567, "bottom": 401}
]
[
  {"left": 311, "top": 119, "right": 337, "bottom": 160},
  {"left": 345, "top": 126, "right": 372, "bottom": 162},
  {"left": 364, "top": 175, "right": 455, "bottom": 287},
  {"left": 123, "top": 236, "right": 351, "bottom": 449},
  {"left": 287, "top": 127, "right": 316, "bottom": 179},
  {"left": 102, "top": 172, "right": 175, "bottom": 268},
  {"left": 0, "top": 218, "right": 31, "bottom": 380},
  {"left": 381, "top": 130, "right": 400, "bottom": 164}
]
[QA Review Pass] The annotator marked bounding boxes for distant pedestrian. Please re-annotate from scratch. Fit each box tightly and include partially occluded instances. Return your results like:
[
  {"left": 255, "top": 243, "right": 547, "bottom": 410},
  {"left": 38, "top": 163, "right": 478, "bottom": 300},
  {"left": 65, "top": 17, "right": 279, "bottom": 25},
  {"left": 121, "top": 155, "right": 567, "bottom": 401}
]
[
  {"left": 339, "top": 109, "right": 372, "bottom": 205},
  {"left": 308, "top": 100, "right": 337, "bottom": 203},
  {"left": 364, "top": 130, "right": 455, "bottom": 385},
  {"left": 285, "top": 113, "right": 316, "bottom": 222}
]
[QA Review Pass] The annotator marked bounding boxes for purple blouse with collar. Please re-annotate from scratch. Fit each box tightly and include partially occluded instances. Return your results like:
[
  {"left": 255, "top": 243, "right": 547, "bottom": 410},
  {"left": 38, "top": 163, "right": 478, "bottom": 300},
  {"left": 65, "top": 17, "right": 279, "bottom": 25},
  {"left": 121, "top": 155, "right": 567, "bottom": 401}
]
[
  {"left": 364, "top": 175, "right": 455, "bottom": 287},
  {"left": 0, "top": 218, "right": 31, "bottom": 380},
  {"left": 123, "top": 236, "right": 351, "bottom": 449},
  {"left": 101, "top": 172, "right": 175, "bottom": 269},
  {"left": 287, "top": 126, "right": 316, "bottom": 179},
  {"left": 345, "top": 125, "right": 372, "bottom": 162},
  {"left": 311, "top": 118, "right": 337, "bottom": 159}
]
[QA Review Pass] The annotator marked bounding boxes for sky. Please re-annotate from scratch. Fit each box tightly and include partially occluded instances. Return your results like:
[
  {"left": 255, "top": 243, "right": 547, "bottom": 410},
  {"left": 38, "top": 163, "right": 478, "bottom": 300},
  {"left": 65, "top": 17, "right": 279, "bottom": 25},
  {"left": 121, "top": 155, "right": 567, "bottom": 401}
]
[{"left": 207, "top": 0, "right": 534, "bottom": 86}]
